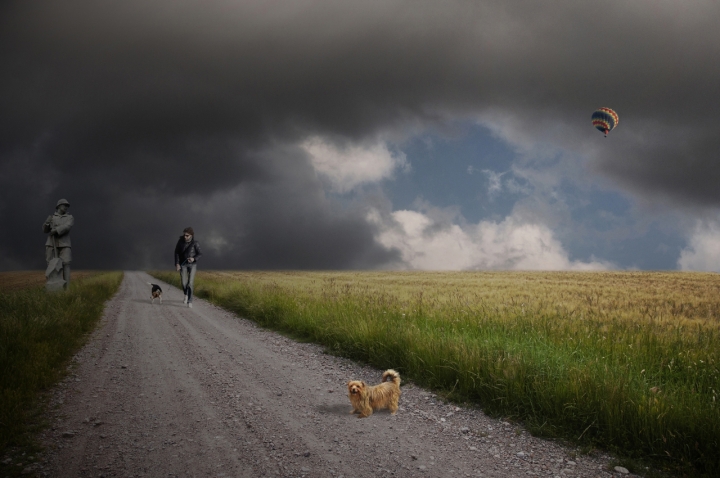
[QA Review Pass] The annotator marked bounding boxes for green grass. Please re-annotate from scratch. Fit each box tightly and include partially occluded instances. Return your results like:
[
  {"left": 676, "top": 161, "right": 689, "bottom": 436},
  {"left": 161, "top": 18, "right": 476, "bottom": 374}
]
[
  {"left": 0, "top": 272, "right": 123, "bottom": 464},
  {"left": 150, "top": 270, "right": 720, "bottom": 476}
]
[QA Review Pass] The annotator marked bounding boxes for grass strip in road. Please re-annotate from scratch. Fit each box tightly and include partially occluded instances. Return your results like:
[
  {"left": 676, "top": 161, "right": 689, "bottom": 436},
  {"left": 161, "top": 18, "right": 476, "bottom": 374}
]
[
  {"left": 150, "top": 270, "right": 720, "bottom": 476},
  {"left": 0, "top": 272, "right": 123, "bottom": 462}
]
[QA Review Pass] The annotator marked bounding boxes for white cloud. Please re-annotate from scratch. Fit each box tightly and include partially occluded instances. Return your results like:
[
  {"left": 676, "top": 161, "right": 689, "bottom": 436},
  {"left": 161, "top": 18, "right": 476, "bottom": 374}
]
[
  {"left": 504, "top": 176, "right": 532, "bottom": 196},
  {"left": 482, "top": 169, "right": 506, "bottom": 199},
  {"left": 368, "top": 208, "right": 612, "bottom": 270},
  {"left": 677, "top": 221, "right": 720, "bottom": 271},
  {"left": 301, "top": 136, "right": 408, "bottom": 193},
  {"left": 205, "top": 230, "right": 231, "bottom": 255}
]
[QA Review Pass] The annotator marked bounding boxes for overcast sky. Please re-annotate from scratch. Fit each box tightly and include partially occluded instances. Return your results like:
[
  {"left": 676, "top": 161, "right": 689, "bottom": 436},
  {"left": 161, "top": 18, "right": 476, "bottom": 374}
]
[{"left": 2, "top": 0, "right": 720, "bottom": 271}]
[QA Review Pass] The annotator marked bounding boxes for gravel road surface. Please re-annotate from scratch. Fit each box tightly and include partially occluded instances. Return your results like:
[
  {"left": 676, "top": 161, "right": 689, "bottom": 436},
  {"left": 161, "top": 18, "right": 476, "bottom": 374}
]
[{"left": 36, "top": 271, "right": 639, "bottom": 478}]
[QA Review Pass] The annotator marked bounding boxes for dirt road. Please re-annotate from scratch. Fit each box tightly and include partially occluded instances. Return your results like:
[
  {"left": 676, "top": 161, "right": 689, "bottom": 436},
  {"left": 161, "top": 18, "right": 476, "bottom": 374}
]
[{"left": 37, "top": 271, "right": 634, "bottom": 477}]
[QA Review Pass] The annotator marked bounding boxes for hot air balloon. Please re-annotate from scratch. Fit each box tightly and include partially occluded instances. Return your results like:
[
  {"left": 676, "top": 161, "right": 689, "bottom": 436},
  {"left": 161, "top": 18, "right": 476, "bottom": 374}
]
[{"left": 591, "top": 107, "right": 619, "bottom": 137}]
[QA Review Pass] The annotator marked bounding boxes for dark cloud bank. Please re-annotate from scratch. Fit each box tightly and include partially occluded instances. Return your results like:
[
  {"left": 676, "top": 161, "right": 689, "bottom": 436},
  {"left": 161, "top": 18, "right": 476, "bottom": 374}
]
[{"left": 1, "top": 0, "right": 718, "bottom": 270}]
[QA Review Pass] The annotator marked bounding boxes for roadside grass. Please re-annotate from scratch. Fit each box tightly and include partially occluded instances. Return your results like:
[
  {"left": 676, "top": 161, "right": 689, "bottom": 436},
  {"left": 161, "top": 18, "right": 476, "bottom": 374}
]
[
  {"left": 149, "top": 270, "right": 720, "bottom": 476},
  {"left": 0, "top": 271, "right": 123, "bottom": 471}
]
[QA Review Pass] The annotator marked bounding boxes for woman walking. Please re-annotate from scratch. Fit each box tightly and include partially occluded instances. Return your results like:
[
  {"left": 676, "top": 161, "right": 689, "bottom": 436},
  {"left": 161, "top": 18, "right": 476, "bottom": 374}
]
[{"left": 174, "top": 227, "right": 202, "bottom": 308}]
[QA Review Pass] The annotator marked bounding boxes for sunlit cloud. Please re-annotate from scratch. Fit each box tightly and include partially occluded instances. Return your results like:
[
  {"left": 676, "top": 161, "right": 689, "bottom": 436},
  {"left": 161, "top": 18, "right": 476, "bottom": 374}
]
[
  {"left": 302, "top": 136, "right": 408, "bottom": 193},
  {"left": 368, "top": 207, "right": 613, "bottom": 271},
  {"left": 678, "top": 220, "right": 720, "bottom": 272}
]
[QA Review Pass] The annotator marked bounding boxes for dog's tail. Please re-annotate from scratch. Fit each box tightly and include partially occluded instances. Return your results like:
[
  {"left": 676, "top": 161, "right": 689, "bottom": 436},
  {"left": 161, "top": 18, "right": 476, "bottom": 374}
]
[{"left": 382, "top": 369, "right": 401, "bottom": 386}]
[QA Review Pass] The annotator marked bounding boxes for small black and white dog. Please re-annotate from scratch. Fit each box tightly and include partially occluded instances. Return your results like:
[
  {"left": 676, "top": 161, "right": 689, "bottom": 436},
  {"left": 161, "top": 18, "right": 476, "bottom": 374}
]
[{"left": 147, "top": 282, "right": 163, "bottom": 304}]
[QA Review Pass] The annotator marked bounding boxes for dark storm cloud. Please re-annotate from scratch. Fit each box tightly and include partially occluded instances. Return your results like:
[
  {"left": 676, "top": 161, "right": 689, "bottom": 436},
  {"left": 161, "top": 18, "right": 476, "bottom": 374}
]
[{"left": 1, "top": 0, "right": 718, "bottom": 269}]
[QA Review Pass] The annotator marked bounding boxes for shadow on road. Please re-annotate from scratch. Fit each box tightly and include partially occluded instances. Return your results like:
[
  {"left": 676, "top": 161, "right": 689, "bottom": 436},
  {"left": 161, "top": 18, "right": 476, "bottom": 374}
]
[
  {"left": 130, "top": 299, "right": 186, "bottom": 307},
  {"left": 315, "top": 403, "right": 349, "bottom": 416}
]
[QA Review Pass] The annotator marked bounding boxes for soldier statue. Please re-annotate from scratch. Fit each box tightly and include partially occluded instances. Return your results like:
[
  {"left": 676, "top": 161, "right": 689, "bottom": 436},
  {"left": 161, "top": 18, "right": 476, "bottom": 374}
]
[{"left": 43, "top": 199, "right": 74, "bottom": 289}]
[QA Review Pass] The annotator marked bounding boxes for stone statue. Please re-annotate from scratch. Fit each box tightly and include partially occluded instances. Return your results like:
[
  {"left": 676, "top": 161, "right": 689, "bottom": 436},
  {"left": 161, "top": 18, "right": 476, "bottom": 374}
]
[{"left": 43, "top": 199, "right": 74, "bottom": 289}]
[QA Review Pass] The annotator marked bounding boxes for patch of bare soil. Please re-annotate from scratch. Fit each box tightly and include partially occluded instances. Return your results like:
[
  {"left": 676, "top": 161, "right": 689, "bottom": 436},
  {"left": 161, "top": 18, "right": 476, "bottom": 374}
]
[{"left": 31, "top": 271, "right": 638, "bottom": 477}]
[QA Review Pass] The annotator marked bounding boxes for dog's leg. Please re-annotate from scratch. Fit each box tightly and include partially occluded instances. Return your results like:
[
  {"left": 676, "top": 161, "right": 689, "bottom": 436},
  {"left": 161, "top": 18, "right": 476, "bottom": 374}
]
[{"left": 358, "top": 400, "right": 373, "bottom": 418}]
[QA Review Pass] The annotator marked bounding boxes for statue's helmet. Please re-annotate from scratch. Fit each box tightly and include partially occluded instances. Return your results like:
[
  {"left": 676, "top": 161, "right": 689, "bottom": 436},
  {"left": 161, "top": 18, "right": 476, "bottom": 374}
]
[{"left": 56, "top": 198, "right": 70, "bottom": 208}]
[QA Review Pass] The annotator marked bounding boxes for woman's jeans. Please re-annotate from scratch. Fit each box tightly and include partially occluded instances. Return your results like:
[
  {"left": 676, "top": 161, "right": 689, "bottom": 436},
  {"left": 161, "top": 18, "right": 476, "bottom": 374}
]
[{"left": 180, "top": 263, "right": 197, "bottom": 303}]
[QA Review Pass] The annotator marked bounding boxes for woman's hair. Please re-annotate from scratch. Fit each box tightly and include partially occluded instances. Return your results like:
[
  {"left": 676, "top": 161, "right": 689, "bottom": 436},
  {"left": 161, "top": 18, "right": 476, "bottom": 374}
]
[{"left": 183, "top": 227, "right": 194, "bottom": 236}]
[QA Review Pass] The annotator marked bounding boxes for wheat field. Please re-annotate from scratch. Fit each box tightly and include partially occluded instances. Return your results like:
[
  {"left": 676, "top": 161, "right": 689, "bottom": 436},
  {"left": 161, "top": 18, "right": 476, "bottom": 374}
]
[{"left": 0, "top": 270, "right": 99, "bottom": 292}]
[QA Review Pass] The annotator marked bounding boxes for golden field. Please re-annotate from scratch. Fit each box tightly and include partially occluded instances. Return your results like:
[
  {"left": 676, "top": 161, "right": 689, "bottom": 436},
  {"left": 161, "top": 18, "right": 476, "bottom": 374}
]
[
  {"left": 0, "top": 270, "right": 99, "bottom": 292},
  {"left": 152, "top": 270, "right": 720, "bottom": 476}
]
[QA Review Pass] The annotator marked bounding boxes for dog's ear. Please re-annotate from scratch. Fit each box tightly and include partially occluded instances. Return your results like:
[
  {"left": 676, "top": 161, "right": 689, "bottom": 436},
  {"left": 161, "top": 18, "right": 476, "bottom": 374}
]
[{"left": 361, "top": 381, "right": 366, "bottom": 386}]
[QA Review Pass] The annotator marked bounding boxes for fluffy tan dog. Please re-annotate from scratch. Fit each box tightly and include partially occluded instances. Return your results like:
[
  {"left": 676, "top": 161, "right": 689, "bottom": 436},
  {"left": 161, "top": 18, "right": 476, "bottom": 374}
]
[{"left": 347, "top": 369, "right": 401, "bottom": 418}]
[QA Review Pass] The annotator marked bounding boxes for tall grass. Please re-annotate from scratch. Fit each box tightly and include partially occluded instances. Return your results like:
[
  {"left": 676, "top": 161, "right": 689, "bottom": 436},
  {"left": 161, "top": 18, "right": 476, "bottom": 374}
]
[
  {"left": 0, "top": 272, "right": 123, "bottom": 452},
  {"left": 151, "top": 270, "right": 720, "bottom": 476}
]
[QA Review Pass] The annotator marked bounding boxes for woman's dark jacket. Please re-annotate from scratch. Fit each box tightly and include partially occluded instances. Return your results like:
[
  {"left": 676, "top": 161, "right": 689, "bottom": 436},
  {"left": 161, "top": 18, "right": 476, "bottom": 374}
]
[{"left": 175, "top": 237, "right": 203, "bottom": 266}]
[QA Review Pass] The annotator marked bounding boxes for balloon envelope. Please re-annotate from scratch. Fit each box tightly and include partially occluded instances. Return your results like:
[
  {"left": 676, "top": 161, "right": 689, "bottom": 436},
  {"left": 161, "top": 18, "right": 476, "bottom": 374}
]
[{"left": 592, "top": 108, "right": 619, "bottom": 136}]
